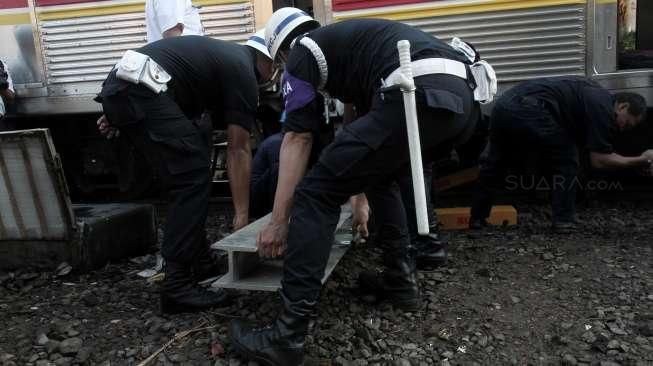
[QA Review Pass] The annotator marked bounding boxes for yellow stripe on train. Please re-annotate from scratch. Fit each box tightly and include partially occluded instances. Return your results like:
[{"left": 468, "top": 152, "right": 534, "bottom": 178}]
[
  {"left": 37, "top": 0, "right": 247, "bottom": 21},
  {"left": 0, "top": 12, "right": 31, "bottom": 25},
  {"left": 335, "top": 0, "right": 587, "bottom": 21}
]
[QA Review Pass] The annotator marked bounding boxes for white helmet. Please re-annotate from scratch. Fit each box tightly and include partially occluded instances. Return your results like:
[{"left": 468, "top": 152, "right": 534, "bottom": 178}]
[
  {"left": 245, "top": 29, "right": 271, "bottom": 60},
  {"left": 264, "top": 7, "right": 319, "bottom": 61}
]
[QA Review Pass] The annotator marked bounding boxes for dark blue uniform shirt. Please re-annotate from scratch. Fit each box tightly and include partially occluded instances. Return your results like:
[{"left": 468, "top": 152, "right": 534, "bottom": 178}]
[
  {"left": 508, "top": 76, "right": 616, "bottom": 153},
  {"left": 281, "top": 19, "right": 470, "bottom": 138}
]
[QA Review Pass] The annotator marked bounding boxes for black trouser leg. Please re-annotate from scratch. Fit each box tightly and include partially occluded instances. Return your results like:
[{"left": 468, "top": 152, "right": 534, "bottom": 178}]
[
  {"left": 367, "top": 181, "right": 410, "bottom": 251},
  {"left": 548, "top": 141, "right": 579, "bottom": 224},
  {"left": 119, "top": 90, "right": 212, "bottom": 266},
  {"left": 250, "top": 167, "right": 278, "bottom": 218},
  {"left": 398, "top": 162, "right": 435, "bottom": 241},
  {"left": 390, "top": 163, "right": 447, "bottom": 268},
  {"left": 470, "top": 140, "right": 508, "bottom": 223},
  {"left": 550, "top": 168, "right": 577, "bottom": 224},
  {"left": 281, "top": 166, "right": 348, "bottom": 302},
  {"left": 161, "top": 167, "right": 211, "bottom": 264},
  {"left": 362, "top": 181, "right": 421, "bottom": 309},
  {"left": 105, "top": 88, "right": 227, "bottom": 313}
]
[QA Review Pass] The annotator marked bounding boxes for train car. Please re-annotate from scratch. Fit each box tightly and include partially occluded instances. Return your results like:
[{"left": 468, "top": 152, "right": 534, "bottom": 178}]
[
  {"left": 0, "top": 0, "right": 272, "bottom": 114},
  {"left": 0, "top": 0, "right": 273, "bottom": 195},
  {"left": 1, "top": 0, "right": 651, "bottom": 195},
  {"left": 313, "top": 0, "right": 653, "bottom": 104}
]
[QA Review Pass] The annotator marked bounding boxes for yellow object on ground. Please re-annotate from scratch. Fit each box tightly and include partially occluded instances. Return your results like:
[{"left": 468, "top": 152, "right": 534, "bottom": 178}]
[{"left": 436, "top": 206, "right": 517, "bottom": 230}]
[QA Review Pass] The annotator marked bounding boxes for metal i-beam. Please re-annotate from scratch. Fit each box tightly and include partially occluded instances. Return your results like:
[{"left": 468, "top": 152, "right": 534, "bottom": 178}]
[{"left": 211, "top": 206, "right": 353, "bottom": 291}]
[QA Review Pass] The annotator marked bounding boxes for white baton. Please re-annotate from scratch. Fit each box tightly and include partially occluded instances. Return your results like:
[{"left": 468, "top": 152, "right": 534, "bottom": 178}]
[{"left": 396, "top": 40, "right": 429, "bottom": 235}]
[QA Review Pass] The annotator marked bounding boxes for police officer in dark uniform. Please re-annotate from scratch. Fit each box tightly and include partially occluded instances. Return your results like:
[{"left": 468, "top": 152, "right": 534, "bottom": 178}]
[
  {"left": 229, "top": 9, "right": 482, "bottom": 365},
  {"left": 470, "top": 76, "right": 652, "bottom": 232},
  {"left": 96, "top": 35, "right": 275, "bottom": 313}
]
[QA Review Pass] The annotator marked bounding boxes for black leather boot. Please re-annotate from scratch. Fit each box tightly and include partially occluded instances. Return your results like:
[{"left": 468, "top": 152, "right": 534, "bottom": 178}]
[
  {"left": 192, "top": 247, "right": 228, "bottom": 282},
  {"left": 415, "top": 232, "right": 448, "bottom": 269},
  {"left": 469, "top": 217, "right": 489, "bottom": 230},
  {"left": 358, "top": 244, "right": 421, "bottom": 312},
  {"left": 230, "top": 291, "right": 314, "bottom": 366},
  {"left": 160, "top": 261, "right": 230, "bottom": 314}
]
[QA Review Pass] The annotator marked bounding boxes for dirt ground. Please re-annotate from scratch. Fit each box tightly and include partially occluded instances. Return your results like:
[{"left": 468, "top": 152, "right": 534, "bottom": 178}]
[{"left": 0, "top": 199, "right": 652, "bottom": 366}]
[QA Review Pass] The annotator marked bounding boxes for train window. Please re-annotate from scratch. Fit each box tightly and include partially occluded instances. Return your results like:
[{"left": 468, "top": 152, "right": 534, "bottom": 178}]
[{"left": 618, "top": 0, "right": 653, "bottom": 69}]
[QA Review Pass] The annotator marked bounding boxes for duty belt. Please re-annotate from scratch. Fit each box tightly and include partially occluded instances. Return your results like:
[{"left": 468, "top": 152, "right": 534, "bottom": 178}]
[
  {"left": 115, "top": 50, "right": 171, "bottom": 94},
  {"left": 382, "top": 57, "right": 497, "bottom": 104},
  {"left": 382, "top": 58, "right": 468, "bottom": 88}
]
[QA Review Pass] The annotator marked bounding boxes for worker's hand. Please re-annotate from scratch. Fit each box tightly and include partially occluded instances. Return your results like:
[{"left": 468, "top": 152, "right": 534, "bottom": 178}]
[
  {"left": 97, "top": 114, "right": 120, "bottom": 139},
  {"left": 351, "top": 201, "right": 370, "bottom": 244},
  {"left": 641, "top": 149, "right": 653, "bottom": 176},
  {"left": 232, "top": 213, "right": 249, "bottom": 231},
  {"left": 640, "top": 149, "right": 653, "bottom": 162},
  {"left": 257, "top": 220, "right": 288, "bottom": 258}
]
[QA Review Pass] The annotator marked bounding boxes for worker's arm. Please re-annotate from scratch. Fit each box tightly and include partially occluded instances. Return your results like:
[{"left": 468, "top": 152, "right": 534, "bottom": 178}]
[
  {"left": 162, "top": 23, "right": 183, "bottom": 38},
  {"left": 0, "top": 89, "right": 14, "bottom": 101},
  {"left": 589, "top": 149, "right": 653, "bottom": 170},
  {"left": 341, "top": 103, "right": 371, "bottom": 239},
  {"left": 219, "top": 52, "right": 258, "bottom": 229},
  {"left": 257, "top": 46, "right": 322, "bottom": 257},
  {"left": 257, "top": 131, "right": 313, "bottom": 258},
  {"left": 0, "top": 61, "right": 15, "bottom": 102},
  {"left": 227, "top": 124, "right": 251, "bottom": 230}
]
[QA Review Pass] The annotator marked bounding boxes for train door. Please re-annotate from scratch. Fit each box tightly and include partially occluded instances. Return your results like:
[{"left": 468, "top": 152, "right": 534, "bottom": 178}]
[{"left": 591, "top": 0, "right": 653, "bottom": 155}]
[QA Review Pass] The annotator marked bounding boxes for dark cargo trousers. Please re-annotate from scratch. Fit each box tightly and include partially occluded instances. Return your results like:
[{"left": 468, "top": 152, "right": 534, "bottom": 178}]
[
  {"left": 471, "top": 91, "right": 579, "bottom": 224},
  {"left": 281, "top": 75, "right": 478, "bottom": 302},
  {"left": 100, "top": 83, "right": 212, "bottom": 266}
]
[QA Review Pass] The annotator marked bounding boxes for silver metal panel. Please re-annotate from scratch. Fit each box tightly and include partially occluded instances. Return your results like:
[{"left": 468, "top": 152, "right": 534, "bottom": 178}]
[
  {"left": 586, "top": 1, "right": 652, "bottom": 105},
  {"left": 587, "top": 0, "right": 617, "bottom": 74},
  {"left": 15, "top": 95, "right": 102, "bottom": 115},
  {"left": 402, "top": 4, "right": 587, "bottom": 83},
  {"left": 0, "top": 129, "right": 74, "bottom": 241},
  {"left": 0, "top": 24, "right": 45, "bottom": 86},
  {"left": 26, "top": 1, "right": 255, "bottom": 114}
]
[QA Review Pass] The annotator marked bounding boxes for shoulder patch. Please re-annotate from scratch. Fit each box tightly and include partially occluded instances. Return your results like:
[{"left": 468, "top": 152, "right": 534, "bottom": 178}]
[{"left": 282, "top": 71, "right": 316, "bottom": 113}]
